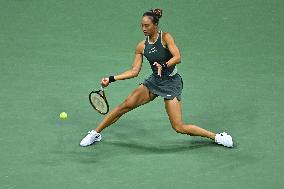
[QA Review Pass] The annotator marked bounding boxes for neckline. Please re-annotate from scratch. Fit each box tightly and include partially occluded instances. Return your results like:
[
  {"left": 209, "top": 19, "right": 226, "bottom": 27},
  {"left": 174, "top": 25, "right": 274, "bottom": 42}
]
[{"left": 147, "top": 31, "right": 160, "bottom": 44}]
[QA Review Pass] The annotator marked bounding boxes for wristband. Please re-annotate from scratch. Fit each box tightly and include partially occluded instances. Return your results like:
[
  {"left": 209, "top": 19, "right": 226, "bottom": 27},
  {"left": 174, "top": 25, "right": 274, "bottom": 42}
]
[
  {"left": 160, "top": 62, "right": 168, "bottom": 69},
  {"left": 109, "top": 75, "right": 116, "bottom": 83}
]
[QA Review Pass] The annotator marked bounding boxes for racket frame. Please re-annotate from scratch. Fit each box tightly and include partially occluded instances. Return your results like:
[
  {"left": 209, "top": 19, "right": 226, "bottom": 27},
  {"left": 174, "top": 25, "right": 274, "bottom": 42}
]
[{"left": 89, "top": 86, "right": 109, "bottom": 115}]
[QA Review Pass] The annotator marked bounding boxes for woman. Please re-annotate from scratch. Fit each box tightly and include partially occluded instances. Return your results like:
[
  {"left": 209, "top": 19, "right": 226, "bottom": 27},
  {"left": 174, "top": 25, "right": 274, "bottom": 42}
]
[{"left": 80, "top": 9, "right": 233, "bottom": 148}]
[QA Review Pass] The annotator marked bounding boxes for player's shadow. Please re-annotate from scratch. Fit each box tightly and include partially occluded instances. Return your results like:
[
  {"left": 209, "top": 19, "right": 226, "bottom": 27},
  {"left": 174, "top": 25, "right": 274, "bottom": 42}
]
[{"left": 102, "top": 139, "right": 217, "bottom": 154}]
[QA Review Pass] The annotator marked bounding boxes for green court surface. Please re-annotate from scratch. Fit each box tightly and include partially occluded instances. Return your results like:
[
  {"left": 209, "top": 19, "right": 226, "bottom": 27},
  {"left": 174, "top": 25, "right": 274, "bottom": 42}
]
[{"left": 1, "top": 0, "right": 283, "bottom": 188}]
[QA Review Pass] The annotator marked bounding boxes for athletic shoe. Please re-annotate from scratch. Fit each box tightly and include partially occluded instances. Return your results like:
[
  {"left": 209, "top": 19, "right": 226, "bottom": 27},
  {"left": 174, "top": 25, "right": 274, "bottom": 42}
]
[
  {"left": 215, "top": 132, "right": 233, "bottom": 148},
  {"left": 80, "top": 130, "right": 102, "bottom": 147}
]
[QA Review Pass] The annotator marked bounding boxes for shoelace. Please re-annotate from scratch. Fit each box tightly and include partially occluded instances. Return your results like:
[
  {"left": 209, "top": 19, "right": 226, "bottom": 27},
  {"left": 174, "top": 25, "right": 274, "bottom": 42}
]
[
  {"left": 87, "top": 131, "right": 100, "bottom": 139},
  {"left": 87, "top": 131, "right": 96, "bottom": 138}
]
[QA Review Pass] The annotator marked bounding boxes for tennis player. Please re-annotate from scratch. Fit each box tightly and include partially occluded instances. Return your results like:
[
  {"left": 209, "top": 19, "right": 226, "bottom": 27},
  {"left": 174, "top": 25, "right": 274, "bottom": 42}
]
[{"left": 80, "top": 9, "right": 233, "bottom": 147}]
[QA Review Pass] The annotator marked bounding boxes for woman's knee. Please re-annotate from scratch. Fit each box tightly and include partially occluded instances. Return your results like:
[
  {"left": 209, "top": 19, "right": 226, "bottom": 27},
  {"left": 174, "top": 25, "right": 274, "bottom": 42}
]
[{"left": 172, "top": 123, "right": 186, "bottom": 134}]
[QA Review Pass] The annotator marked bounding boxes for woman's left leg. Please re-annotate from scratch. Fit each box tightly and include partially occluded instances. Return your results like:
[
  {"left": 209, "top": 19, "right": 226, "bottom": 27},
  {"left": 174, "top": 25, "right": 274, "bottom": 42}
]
[{"left": 164, "top": 97, "right": 215, "bottom": 140}]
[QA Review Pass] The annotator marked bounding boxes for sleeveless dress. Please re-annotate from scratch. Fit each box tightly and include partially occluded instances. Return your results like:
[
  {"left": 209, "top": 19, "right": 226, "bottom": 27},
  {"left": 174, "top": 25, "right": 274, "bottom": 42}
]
[{"left": 142, "top": 31, "right": 183, "bottom": 101}]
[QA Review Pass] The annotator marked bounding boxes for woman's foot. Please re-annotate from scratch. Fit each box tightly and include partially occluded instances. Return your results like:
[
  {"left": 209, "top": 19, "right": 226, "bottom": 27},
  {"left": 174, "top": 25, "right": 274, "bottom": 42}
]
[
  {"left": 80, "top": 130, "right": 102, "bottom": 147},
  {"left": 215, "top": 132, "right": 233, "bottom": 147}
]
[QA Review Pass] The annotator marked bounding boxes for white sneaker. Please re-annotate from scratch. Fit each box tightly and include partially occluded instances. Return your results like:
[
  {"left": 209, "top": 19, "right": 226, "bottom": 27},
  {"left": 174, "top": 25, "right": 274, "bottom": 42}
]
[
  {"left": 215, "top": 132, "right": 233, "bottom": 148},
  {"left": 80, "top": 130, "right": 102, "bottom": 147}
]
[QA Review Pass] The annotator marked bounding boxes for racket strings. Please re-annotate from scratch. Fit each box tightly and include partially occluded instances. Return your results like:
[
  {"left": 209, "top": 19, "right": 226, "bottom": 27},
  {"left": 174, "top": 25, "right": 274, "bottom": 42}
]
[
  {"left": 93, "top": 96, "right": 104, "bottom": 110},
  {"left": 90, "top": 93, "right": 108, "bottom": 114}
]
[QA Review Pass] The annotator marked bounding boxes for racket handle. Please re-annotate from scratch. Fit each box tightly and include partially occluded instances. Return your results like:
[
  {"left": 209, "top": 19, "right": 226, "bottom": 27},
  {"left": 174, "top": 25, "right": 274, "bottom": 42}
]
[{"left": 100, "top": 85, "right": 104, "bottom": 91}]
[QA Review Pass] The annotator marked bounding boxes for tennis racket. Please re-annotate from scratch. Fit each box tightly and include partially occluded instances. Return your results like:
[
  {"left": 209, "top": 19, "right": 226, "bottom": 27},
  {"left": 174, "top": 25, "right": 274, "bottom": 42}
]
[{"left": 89, "top": 85, "right": 109, "bottom": 115}]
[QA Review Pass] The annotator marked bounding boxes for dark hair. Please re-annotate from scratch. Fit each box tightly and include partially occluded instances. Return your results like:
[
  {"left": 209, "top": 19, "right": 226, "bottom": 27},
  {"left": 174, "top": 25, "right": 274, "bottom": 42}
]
[{"left": 143, "top": 8, "right": 163, "bottom": 25}]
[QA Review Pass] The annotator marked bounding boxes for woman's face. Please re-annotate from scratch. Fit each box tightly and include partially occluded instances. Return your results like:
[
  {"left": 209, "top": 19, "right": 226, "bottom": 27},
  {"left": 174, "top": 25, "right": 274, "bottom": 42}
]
[{"left": 141, "top": 16, "right": 157, "bottom": 36}]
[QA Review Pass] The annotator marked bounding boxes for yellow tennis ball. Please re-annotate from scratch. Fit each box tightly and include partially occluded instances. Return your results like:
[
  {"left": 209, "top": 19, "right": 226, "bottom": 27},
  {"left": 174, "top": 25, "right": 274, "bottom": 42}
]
[{"left": 60, "top": 112, "right": 68, "bottom": 120}]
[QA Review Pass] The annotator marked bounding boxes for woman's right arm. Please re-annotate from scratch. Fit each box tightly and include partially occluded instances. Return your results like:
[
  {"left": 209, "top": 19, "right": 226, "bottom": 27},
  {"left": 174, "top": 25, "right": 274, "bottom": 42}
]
[{"left": 102, "top": 41, "right": 144, "bottom": 86}]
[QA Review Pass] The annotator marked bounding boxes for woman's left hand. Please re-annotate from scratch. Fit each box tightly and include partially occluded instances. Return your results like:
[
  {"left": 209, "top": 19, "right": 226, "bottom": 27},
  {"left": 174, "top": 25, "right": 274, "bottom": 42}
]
[{"left": 153, "top": 62, "right": 162, "bottom": 77}]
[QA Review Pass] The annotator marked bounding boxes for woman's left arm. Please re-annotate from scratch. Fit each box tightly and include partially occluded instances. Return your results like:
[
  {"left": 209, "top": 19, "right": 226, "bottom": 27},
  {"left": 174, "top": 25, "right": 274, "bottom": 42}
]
[{"left": 163, "top": 32, "right": 181, "bottom": 67}]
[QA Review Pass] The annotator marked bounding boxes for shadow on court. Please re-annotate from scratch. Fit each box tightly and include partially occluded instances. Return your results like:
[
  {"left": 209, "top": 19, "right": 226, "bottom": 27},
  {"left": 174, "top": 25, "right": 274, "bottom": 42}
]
[
  {"left": 102, "top": 139, "right": 217, "bottom": 154},
  {"left": 41, "top": 141, "right": 214, "bottom": 165}
]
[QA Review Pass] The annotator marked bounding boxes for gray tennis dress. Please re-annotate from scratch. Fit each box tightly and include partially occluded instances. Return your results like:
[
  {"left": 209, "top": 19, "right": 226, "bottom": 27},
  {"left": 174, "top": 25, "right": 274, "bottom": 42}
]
[{"left": 142, "top": 31, "right": 183, "bottom": 101}]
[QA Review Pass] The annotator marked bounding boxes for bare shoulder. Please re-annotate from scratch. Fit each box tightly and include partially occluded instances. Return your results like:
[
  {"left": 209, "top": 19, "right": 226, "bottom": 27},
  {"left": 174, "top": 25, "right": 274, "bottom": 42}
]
[
  {"left": 162, "top": 32, "right": 175, "bottom": 44},
  {"left": 135, "top": 40, "right": 145, "bottom": 54}
]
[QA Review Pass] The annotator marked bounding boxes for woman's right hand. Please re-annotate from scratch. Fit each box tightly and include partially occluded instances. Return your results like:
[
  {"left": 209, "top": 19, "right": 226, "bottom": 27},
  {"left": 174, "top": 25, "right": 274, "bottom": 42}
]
[{"left": 101, "top": 77, "right": 109, "bottom": 87}]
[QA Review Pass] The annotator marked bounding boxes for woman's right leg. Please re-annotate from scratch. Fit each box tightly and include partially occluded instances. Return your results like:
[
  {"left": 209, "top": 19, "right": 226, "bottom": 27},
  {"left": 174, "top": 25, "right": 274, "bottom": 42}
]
[
  {"left": 80, "top": 84, "right": 156, "bottom": 146},
  {"left": 95, "top": 84, "right": 156, "bottom": 133}
]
